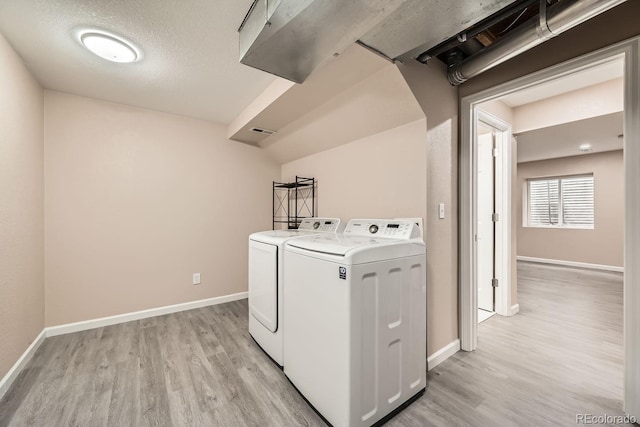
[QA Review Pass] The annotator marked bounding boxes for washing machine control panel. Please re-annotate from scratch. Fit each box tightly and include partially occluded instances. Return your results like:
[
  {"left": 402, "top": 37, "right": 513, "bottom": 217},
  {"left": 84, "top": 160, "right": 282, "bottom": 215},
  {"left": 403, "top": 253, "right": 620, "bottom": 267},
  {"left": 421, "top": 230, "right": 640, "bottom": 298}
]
[
  {"left": 344, "top": 219, "right": 421, "bottom": 240},
  {"left": 298, "top": 218, "right": 342, "bottom": 232}
]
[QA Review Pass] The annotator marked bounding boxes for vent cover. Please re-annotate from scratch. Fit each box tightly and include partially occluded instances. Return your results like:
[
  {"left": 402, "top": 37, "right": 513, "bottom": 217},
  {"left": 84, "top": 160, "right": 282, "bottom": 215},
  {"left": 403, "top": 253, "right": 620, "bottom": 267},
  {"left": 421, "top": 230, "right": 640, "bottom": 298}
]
[{"left": 250, "top": 127, "right": 276, "bottom": 135}]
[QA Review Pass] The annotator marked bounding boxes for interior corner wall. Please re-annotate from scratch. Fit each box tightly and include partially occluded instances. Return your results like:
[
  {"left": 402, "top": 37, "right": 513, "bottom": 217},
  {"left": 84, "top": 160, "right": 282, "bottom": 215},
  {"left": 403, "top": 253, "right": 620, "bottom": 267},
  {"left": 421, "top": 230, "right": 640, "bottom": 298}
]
[
  {"left": 399, "top": 59, "right": 459, "bottom": 357},
  {"left": 517, "top": 150, "right": 623, "bottom": 267},
  {"left": 0, "top": 34, "right": 44, "bottom": 379},
  {"left": 479, "top": 99, "right": 514, "bottom": 124},
  {"left": 44, "top": 91, "right": 280, "bottom": 327}
]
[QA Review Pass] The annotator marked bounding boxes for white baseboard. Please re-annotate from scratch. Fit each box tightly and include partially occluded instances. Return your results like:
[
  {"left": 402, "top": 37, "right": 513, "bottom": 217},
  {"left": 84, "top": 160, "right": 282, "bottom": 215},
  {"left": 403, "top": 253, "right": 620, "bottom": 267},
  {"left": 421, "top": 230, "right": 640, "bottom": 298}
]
[
  {"left": 46, "top": 291, "right": 248, "bottom": 337},
  {"left": 1, "top": 291, "right": 248, "bottom": 400},
  {"left": 0, "top": 329, "right": 46, "bottom": 401},
  {"left": 517, "top": 256, "right": 624, "bottom": 273},
  {"left": 427, "top": 339, "right": 460, "bottom": 371},
  {"left": 510, "top": 304, "right": 520, "bottom": 316}
]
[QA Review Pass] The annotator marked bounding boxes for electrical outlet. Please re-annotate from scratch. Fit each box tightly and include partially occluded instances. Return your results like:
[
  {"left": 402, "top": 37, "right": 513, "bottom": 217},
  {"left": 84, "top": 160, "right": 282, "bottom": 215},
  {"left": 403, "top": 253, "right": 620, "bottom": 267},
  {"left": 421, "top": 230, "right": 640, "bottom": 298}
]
[{"left": 193, "top": 273, "right": 201, "bottom": 285}]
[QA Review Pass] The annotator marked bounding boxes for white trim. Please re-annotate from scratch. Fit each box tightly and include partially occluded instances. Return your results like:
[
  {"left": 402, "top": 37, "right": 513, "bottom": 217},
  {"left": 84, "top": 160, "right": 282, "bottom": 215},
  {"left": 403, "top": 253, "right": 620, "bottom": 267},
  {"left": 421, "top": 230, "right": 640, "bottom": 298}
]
[
  {"left": 477, "top": 110, "right": 513, "bottom": 318},
  {"left": 46, "top": 292, "right": 248, "bottom": 337},
  {"left": 509, "top": 304, "right": 520, "bottom": 316},
  {"left": 623, "top": 36, "right": 640, "bottom": 420},
  {"left": 460, "top": 97, "right": 476, "bottom": 351},
  {"left": 0, "top": 292, "right": 248, "bottom": 400},
  {"left": 460, "top": 36, "right": 640, "bottom": 419},
  {"left": 0, "top": 329, "right": 46, "bottom": 400},
  {"left": 427, "top": 339, "right": 460, "bottom": 371},
  {"left": 517, "top": 256, "right": 624, "bottom": 273}
]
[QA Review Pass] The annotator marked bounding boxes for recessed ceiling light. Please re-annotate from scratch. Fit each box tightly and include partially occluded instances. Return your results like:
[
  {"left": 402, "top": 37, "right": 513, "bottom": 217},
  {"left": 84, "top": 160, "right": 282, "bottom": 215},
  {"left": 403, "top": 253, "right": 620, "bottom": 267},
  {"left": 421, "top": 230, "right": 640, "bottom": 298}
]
[
  {"left": 80, "top": 31, "right": 139, "bottom": 63},
  {"left": 579, "top": 143, "right": 593, "bottom": 152}
]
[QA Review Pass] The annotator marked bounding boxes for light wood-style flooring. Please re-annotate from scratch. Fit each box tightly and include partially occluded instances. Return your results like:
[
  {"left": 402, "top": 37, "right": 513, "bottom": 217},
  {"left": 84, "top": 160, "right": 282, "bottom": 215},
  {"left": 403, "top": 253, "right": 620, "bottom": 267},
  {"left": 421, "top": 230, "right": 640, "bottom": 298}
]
[{"left": 0, "top": 262, "right": 628, "bottom": 426}]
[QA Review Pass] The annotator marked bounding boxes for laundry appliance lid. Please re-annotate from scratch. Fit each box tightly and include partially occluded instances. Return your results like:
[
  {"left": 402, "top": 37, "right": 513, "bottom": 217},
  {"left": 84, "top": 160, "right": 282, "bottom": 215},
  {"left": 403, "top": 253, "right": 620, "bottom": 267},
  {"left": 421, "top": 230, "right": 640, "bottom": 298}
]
[
  {"left": 249, "top": 229, "right": 319, "bottom": 246},
  {"left": 286, "top": 234, "right": 425, "bottom": 265},
  {"left": 249, "top": 217, "right": 342, "bottom": 245}
]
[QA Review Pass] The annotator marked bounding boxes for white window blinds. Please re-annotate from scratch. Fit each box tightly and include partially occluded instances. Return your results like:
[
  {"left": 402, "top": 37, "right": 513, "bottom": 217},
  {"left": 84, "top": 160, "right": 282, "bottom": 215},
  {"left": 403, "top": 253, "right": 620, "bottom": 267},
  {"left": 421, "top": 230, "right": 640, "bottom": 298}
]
[
  {"left": 527, "top": 175, "right": 594, "bottom": 228},
  {"left": 529, "top": 180, "right": 559, "bottom": 225}
]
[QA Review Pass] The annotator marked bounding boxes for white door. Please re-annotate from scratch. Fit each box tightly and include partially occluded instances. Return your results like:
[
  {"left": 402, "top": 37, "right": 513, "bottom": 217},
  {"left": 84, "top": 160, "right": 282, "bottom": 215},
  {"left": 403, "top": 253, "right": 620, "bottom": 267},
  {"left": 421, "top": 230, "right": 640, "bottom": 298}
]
[
  {"left": 248, "top": 240, "right": 278, "bottom": 332},
  {"left": 477, "top": 123, "right": 495, "bottom": 312}
]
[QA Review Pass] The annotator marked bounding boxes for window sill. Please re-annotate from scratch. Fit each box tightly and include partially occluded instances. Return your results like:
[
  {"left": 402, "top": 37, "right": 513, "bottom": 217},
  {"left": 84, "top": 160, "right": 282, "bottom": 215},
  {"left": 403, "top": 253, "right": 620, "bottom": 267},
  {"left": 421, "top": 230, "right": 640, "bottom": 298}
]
[{"left": 524, "top": 224, "right": 594, "bottom": 230}]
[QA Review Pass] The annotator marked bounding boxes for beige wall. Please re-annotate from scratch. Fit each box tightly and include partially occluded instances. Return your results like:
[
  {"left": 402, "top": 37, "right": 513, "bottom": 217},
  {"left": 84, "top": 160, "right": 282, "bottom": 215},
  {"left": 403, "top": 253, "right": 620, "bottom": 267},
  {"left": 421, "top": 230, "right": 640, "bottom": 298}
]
[
  {"left": 0, "top": 35, "right": 44, "bottom": 379},
  {"left": 517, "top": 150, "right": 623, "bottom": 267},
  {"left": 281, "top": 119, "right": 427, "bottom": 220},
  {"left": 44, "top": 92, "right": 280, "bottom": 326},
  {"left": 399, "top": 60, "right": 459, "bottom": 356}
]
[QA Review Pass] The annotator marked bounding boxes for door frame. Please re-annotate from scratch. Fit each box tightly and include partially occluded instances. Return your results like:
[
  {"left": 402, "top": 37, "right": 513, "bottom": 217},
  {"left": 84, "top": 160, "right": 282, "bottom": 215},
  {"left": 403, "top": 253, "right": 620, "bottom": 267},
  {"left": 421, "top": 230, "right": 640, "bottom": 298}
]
[
  {"left": 459, "top": 36, "right": 640, "bottom": 417},
  {"left": 475, "top": 110, "right": 512, "bottom": 317}
]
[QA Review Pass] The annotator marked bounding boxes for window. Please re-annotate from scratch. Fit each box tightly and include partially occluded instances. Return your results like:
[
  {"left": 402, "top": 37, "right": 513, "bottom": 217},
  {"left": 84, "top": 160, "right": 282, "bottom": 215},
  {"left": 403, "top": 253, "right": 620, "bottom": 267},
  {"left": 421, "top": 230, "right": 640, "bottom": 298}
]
[{"left": 526, "top": 175, "right": 594, "bottom": 228}]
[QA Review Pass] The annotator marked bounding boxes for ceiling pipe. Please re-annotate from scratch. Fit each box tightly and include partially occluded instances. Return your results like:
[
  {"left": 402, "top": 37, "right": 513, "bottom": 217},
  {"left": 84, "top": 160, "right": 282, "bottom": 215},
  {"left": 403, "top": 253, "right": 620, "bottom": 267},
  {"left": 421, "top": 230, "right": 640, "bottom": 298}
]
[
  {"left": 447, "top": 0, "right": 627, "bottom": 86},
  {"left": 416, "top": 0, "right": 539, "bottom": 64}
]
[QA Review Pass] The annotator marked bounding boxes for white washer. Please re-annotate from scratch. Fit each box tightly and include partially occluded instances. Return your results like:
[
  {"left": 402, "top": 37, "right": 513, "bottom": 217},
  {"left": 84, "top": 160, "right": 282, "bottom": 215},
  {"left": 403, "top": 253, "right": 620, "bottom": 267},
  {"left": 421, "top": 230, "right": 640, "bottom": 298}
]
[
  {"left": 283, "top": 219, "right": 426, "bottom": 427},
  {"left": 248, "top": 218, "right": 342, "bottom": 367}
]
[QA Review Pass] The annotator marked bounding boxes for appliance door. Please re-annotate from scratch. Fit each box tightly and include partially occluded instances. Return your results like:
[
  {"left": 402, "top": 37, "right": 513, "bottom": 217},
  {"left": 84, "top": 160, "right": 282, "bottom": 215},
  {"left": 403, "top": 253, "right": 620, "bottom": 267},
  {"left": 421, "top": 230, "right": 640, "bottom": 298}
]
[{"left": 249, "top": 240, "right": 278, "bottom": 332}]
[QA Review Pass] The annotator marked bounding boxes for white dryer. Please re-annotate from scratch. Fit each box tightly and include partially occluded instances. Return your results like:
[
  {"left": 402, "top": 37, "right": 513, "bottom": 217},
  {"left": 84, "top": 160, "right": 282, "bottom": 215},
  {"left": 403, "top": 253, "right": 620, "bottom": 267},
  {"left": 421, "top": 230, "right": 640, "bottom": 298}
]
[
  {"left": 248, "top": 218, "right": 342, "bottom": 367},
  {"left": 283, "top": 219, "right": 426, "bottom": 427}
]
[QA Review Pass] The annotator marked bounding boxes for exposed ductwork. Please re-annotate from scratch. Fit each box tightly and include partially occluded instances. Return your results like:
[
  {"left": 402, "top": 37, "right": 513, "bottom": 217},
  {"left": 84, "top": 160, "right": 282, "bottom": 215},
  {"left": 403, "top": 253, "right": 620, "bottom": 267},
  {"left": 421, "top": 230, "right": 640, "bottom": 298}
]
[
  {"left": 238, "top": 0, "right": 408, "bottom": 83},
  {"left": 238, "top": 0, "right": 522, "bottom": 83},
  {"left": 447, "top": 0, "right": 628, "bottom": 85},
  {"left": 238, "top": 0, "right": 627, "bottom": 86}
]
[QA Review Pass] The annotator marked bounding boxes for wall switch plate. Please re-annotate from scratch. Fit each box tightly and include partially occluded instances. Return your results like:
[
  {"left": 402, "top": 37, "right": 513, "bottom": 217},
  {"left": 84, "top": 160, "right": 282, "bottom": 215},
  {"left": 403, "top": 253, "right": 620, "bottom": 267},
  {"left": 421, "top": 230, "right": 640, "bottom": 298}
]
[
  {"left": 193, "top": 273, "right": 201, "bottom": 285},
  {"left": 438, "top": 203, "right": 445, "bottom": 219}
]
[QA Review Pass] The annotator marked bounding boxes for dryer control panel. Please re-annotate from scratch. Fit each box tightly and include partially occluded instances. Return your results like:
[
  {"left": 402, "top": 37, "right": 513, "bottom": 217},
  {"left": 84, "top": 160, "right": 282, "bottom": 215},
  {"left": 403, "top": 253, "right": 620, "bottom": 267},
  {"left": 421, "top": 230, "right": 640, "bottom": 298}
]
[
  {"left": 298, "top": 218, "right": 342, "bottom": 232},
  {"left": 343, "top": 219, "right": 421, "bottom": 240}
]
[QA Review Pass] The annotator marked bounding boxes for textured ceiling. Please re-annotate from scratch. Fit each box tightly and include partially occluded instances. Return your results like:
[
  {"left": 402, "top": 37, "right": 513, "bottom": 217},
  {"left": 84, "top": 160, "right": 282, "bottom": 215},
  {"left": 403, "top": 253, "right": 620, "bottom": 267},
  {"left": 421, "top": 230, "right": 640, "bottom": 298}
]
[{"left": 0, "top": 0, "right": 276, "bottom": 124}]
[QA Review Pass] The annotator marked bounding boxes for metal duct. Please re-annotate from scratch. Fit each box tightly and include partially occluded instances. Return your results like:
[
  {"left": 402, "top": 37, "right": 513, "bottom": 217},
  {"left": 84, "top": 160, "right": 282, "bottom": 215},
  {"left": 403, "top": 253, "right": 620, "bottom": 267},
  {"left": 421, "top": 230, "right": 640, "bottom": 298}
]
[
  {"left": 238, "top": 0, "right": 407, "bottom": 84},
  {"left": 448, "top": 0, "right": 628, "bottom": 85},
  {"left": 359, "top": 0, "right": 521, "bottom": 62}
]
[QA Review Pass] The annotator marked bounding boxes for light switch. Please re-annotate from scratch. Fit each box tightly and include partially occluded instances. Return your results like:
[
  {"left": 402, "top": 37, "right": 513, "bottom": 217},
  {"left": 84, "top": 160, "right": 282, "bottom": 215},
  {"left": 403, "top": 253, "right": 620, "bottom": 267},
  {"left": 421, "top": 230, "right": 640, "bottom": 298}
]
[{"left": 438, "top": 203, "right": 445, "bottom": 219}]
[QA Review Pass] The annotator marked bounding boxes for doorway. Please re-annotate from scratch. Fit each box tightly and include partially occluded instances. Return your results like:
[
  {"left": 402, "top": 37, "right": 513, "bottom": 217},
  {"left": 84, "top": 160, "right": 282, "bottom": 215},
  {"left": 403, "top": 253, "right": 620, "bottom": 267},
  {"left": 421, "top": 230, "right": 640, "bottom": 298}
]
[
  {"left": 475, "top": 111, "right": 511, "bottom": 322},
  {"left": 477, "top": 119, "right": 495, "bottom": 319},
  {"left": 459, "top": 37, "right": 640, "bottom": 418}
]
